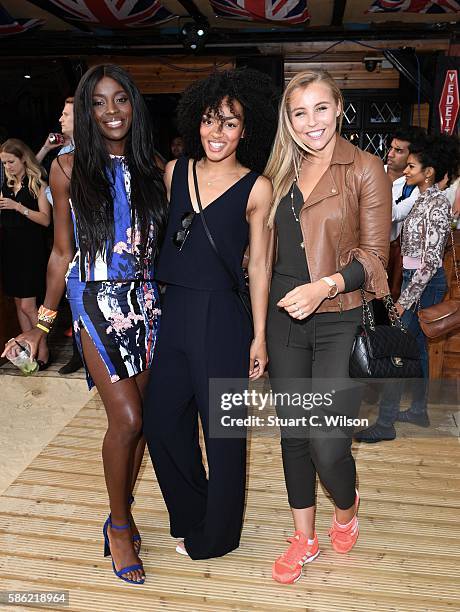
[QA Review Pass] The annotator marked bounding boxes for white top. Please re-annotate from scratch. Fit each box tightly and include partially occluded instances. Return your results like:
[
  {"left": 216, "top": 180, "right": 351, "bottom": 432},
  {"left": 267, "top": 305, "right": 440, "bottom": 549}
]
[
  {"left": 442, "top": 177, "right": 459, "bottom": 208},
  {"left": 385, "top": 165, "right": 420, "bottom": 242}
]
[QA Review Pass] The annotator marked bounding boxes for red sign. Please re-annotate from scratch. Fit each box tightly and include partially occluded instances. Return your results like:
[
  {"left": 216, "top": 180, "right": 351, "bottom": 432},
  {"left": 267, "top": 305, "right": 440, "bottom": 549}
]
[{"left": 438, "top": 70, "right": 459, "bottom": 135}]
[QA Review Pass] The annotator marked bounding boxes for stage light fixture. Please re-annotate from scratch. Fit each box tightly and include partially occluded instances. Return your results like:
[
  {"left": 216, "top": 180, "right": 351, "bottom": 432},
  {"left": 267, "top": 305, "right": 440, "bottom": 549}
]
[{"left": 180, "top": 21, "right": 209, "bottom": 51}]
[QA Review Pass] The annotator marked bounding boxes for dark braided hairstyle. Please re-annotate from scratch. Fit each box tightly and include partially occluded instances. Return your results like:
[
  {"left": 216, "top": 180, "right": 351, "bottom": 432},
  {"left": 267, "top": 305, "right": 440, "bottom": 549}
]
[{"left": 176, "top": 68, "right": 278, "bottom": 174}]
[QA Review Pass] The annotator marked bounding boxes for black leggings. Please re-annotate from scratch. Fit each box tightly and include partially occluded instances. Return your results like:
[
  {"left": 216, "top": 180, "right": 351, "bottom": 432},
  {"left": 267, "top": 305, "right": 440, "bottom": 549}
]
[{"left": 267, "top": 275, "right": 362, "bottom": 510}]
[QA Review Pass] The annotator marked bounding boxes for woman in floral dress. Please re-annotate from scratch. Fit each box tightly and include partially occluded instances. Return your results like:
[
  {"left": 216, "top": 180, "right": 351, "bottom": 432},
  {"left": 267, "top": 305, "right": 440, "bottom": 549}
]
[
  {"left": 3, "top": 64, "right": 168, "bottom": 584},
  {"left": 355, "top": 133, "right": 460, "bottom": 442}
]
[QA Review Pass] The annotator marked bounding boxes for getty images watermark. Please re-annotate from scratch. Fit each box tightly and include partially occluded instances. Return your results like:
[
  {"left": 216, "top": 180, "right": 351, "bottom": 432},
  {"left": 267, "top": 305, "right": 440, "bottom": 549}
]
[
  {"left": 209, "top": 378, "right": 372, "bottom": 439},
  {"left": 219, "top": 389, "right": 365, "bottom": 429}
]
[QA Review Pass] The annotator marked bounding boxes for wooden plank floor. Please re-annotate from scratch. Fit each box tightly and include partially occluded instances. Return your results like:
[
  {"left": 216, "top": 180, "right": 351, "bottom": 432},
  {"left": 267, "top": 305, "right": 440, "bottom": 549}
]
[{"left": 0, "top": 393, "right": 459, "bottom": 611}]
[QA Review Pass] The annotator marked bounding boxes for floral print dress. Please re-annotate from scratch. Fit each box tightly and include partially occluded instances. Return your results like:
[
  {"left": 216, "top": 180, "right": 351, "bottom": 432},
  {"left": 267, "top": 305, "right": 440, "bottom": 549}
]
[{"left": 66, "top": 156, "right": 161, "bottom": 389}]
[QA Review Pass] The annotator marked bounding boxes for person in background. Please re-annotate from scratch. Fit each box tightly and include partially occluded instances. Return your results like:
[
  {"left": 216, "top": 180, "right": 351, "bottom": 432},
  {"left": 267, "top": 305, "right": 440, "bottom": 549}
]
[
  {"left": 36, "top": 97, "right": 75, "bottom": 165},
  {"left": 264, "top": 69, "right": 391, "bottom": 584},
  {"left": 36, "top": 97, "right": 84, "bottom": 375},
  {"left": 170, "top": 135, "right": 184, "bottom": 159},
  {"left": 385, "top": 126, "right": 426, "bottom": 302},
  {"left": 438, "top": 136, "right": 460, "bottom": 220},
  {"left": 39, "top": 97, "right": 84, "bottom": 375},
  {"left": 0, "top": 126, "right": 7, "bottom": 185},
  {"left": 355, "top": 134, "right": 460, "bottom": 443},
  {"left": 446, "top": 177, "right": 460, "bottom": 220},
  {"left": 0, "top": 139, "right": 51, "bottom": 368}
]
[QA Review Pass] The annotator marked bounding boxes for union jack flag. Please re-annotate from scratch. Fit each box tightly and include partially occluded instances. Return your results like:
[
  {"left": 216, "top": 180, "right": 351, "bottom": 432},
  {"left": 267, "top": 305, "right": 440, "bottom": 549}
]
[
  {"left": 27, "top": 0, "right": 174, "bottom": 30},
  {"left": 210, "top": 0, "right": 309, "bottom": 24},
  {"left": 0, "top": 2, "right": 43, "bottom": 36},
  {"left": 367, "top": 0, "right": 460, "bottom": 12}
]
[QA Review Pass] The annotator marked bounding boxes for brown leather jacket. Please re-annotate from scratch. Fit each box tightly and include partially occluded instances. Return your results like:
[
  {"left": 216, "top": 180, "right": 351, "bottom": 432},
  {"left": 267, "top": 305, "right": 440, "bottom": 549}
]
[{"left": 268, "top": 136, "right": 391, "bottom": 313}]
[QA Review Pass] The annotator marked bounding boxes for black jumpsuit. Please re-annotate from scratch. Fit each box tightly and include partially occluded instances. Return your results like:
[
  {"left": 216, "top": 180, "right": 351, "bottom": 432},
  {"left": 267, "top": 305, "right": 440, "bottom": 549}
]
[{"left": 144, "top": 157, "right": 258, "bottom": 559}]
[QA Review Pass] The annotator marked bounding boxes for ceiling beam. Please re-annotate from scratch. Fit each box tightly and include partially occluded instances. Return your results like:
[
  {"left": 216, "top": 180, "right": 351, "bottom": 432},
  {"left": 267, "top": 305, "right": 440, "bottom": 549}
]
[
  {"left": 331, "top": 0, "right": 347, "bottom": 28},
  {"left": 0, "top": 24, "right": 456, "bottom": 57},
  {"left": 176, "top": 0, "right": 208, "bottom": 21}
]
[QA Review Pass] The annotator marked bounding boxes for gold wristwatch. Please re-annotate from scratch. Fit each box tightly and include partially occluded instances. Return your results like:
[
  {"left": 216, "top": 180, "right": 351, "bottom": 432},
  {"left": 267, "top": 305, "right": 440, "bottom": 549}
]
[{"left": 320, "top": 276, "right": 339, "bottom": 299}]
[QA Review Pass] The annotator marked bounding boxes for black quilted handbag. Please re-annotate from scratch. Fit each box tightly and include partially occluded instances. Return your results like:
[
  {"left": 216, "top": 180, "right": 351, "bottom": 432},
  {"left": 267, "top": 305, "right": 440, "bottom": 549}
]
[{"left": 349, "top": 292, "right": 423, "bottom": 379}]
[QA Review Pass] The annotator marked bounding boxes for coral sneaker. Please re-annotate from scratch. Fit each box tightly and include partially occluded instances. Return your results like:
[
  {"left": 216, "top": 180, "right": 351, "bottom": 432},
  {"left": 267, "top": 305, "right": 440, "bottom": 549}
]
[
  {"left": 272, "top": 531, "right": 320, "bottom": 584},
  {"left": 328, "top": 490, "right": 360, "bottom": 554}
]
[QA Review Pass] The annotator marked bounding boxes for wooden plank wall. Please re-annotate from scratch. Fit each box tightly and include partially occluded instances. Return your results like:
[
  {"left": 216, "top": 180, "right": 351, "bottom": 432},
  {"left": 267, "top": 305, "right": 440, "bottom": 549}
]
[
  {"left": 284, "top": 56, "right": 399, "bottom": 89},
  {"left": 282, "top": 39, "right": 450, "bottom": 97},
  {"left": 87, "top": 56, "right": 235, "bottom": 94},
  {"left": 412, "top": 102, "right": 430, "bottom": 130}
]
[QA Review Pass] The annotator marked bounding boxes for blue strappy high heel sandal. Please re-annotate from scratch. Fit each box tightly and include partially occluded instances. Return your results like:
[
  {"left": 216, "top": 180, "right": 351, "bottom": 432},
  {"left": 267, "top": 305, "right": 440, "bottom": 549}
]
[
  {"left": 129, "top": 494, "right": 142, "bottom": 553},
  {"left": 103, "top": 515, "right": 145, "bottom": 584}
]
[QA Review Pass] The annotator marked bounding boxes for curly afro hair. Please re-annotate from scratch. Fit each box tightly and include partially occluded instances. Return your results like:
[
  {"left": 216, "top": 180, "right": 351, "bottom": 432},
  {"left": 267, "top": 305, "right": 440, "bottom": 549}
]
[
  {"left": 176, "top": 68, "right": 278, "bottom": 174},
  {"left": 409, "top": 133, "right": 460, "bottom": 185}
]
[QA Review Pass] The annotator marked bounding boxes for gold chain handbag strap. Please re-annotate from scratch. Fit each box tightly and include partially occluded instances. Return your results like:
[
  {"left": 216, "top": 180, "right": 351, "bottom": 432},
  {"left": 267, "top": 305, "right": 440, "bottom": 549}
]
[
  {"left": 382, "top": 293, "right": 406, "bottom": 330},
  {"left": 360, "top": 289, "right": 376, "bottom": 331},
  {"left": 450, "top": 229, "right": 460, "bottom": 293},
  {"left": 360, "top": 290, "right": 406, "bottom": 332}
]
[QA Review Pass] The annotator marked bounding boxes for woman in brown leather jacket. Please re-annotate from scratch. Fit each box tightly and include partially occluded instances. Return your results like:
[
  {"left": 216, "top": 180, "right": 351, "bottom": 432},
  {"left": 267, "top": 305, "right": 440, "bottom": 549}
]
[{"left": 264, "top": 69, "right": 391, "bottom": 584}]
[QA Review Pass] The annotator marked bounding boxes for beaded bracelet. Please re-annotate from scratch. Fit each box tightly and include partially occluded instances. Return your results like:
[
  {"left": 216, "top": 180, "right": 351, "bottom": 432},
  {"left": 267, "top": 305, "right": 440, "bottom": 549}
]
[{"left": 38, "top": 305, "right": 58, "bottom": 325}]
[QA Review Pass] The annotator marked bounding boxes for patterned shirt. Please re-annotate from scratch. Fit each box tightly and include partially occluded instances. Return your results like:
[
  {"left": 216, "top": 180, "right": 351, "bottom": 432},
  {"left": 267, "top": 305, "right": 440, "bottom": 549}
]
[
  {"left": 69, "top": 155, "right": 155, "bottom": 282},
  {"left": 399, "top": 184, "right": 451, "bottom": 309}
]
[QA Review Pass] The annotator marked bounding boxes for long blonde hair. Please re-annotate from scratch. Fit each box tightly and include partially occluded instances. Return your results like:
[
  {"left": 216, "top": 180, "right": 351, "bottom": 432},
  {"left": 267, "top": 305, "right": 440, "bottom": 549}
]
[
  {"left": 265, "top": 69, "right": 344, "bottom": 227},
  {"left": 0, "top": 138, "right": 43, "bottom": 199}
]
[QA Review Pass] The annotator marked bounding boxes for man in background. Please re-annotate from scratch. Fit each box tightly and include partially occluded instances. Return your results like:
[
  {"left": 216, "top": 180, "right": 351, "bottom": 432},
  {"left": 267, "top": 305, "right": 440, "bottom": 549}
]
[
  {"left": 385, "top": 126, "right": 426, "bottom": 301},
  {"left": 37, "top": 97, "right": 83, "bottom": 375},
  {"left": 170, "top": 135, "right": 184, "bottom": 160},
  {"left": 36, "top": 97, "right": 75, "bottom": 165}
]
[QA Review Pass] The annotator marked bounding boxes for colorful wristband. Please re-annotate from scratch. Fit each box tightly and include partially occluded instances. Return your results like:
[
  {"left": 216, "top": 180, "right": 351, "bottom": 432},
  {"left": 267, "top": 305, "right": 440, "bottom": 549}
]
[
  {"left": 36, "top": 323, "right": 50, "bottom": 334},
  {"left": 38, "top": 305, "right": 58, "bottom": 324}
]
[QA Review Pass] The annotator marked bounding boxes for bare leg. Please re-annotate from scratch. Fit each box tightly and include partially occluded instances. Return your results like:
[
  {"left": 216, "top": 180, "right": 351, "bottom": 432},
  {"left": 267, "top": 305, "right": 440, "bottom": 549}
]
[
  {"left": 15, "top": 297, "right": 48, "bottom": 362},
  {"left": 15, "top": 297, "right": 34, "bottom": 332},
  {"left": 335, "top": 503, "right": 356, "bottom": 525},
  {"left": 291, "top": 507, "right": 316, "bottom": 539},
  {"left": 131, "top": 371, "right": 149, "bottom": 490},
  {"left": 80, "top": 329, "right": 144, "bottom": 583},
  {"left": 128, "top": 370, "right": 149, "bottom": 547}
]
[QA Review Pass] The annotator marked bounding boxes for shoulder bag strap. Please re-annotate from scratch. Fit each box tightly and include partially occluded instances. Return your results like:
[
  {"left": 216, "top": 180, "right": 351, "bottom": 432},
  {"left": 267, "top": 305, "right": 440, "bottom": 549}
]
[
  {"left": 192, "top": 159, "right": 239, "bottom": 288},
  {"left": 56, "top": 154, "right": 72, "bottom": 181},
  {"left": 449, "top": 229, "right": 460, "bottom": 292}
]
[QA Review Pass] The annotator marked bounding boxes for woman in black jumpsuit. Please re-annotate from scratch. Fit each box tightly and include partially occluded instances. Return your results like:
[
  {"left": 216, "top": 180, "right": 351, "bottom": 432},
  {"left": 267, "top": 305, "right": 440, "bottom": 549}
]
[{"left": 143, "top": 69, "right": 277, "bottom": 559}]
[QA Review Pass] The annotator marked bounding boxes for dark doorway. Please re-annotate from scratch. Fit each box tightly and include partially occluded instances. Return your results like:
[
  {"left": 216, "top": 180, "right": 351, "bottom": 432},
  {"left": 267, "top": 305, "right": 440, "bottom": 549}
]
[{"left": 144, "top": 93, "right": 181, "bottom": 162}]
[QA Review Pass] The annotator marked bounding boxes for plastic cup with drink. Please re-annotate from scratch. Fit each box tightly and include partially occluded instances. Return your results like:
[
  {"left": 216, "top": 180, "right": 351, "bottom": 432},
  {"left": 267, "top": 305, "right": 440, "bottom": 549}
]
[{"left": 5, "top": 340, "right": 39, "bottom": 376}]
